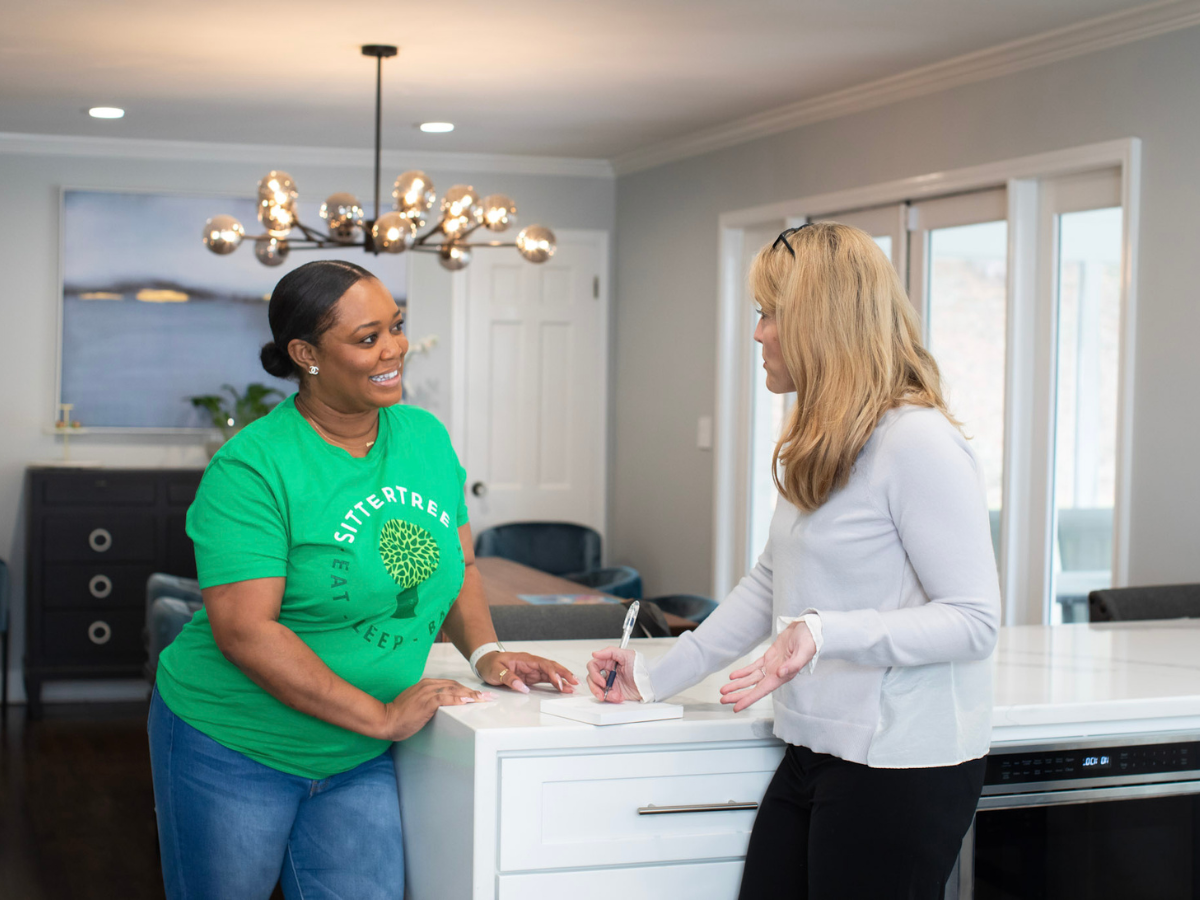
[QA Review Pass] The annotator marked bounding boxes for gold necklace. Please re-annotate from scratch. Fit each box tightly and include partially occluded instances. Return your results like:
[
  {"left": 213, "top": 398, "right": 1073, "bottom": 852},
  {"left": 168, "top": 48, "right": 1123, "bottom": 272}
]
[{"left": 296, "top": 396, "right": 377, "bottom": 452}]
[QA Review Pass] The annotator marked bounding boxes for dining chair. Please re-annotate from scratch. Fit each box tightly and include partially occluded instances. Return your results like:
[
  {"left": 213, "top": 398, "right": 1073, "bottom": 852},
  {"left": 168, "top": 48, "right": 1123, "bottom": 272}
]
[
  {"left": 561, "top": 565, "right": 643, "bottom": 600},
  {"left": 474, "top": 522, "right": 602, "bottom": 577},
  {"left": 645, "top": 594, "right": 718, "bottom": 625},
  {"left": 1088, "top": 583, "right": 1200, "bottom": 622}
]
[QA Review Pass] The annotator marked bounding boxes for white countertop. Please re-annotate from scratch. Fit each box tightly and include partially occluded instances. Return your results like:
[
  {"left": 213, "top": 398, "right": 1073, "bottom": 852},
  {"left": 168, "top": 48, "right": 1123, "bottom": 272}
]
[
  {"left": 991, "top": 620, "right": 1200, "bottom": 744},
  {"left": 420, "top": 620, "right": 1200, "bottom": 753}
]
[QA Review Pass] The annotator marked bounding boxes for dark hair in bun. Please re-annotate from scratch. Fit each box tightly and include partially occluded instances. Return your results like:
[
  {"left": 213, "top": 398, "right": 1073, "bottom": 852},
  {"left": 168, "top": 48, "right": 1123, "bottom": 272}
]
[{"left": 260, "top": 259, "right": 375, "bottom": 380}]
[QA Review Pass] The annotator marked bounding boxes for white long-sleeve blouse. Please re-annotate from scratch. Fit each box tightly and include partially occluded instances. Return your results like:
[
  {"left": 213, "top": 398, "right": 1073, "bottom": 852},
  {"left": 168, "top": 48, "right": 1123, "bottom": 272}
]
[{"left": 643, "top": 405, "right": 1001, "bottom": 767}]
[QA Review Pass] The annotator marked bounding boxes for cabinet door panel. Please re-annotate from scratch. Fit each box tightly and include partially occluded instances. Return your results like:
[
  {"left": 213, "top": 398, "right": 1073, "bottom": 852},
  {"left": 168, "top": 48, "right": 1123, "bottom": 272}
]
[
  {"left": 43, "top": 515, "right": 156, "bottom": 562},
  {"left": 41, "top": 608, "right": 146, "bottom": 666},
  {"left": 41, "top": 474, "right": 156, "bottom": 506},
  {"left": 43, "top": 564, "right": 156, "bottom": 609},
  {"left": 497, "top": 860, "right": 744, "bottom": 900}
]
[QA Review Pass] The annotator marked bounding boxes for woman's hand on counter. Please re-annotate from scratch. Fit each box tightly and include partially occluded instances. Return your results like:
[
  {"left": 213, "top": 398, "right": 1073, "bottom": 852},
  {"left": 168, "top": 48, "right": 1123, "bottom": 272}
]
[
  {"left": 377, "top": 679, "right": 496, "bottom": 741},
  {"left": 720, "top": 620, "right": 816, "bottom": 713},
  {"left": 586, "top": 648, "right": 641, "bottom": 703},
  {"left": 477, "top": 652, "right": 579, "bottom": 695}
]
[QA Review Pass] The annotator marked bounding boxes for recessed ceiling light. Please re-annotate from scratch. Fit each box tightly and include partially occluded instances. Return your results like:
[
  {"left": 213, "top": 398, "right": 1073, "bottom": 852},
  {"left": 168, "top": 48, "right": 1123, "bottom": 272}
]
[
  {"left": 419, "top": 122, "right": 454, "bottom": 133},
  {"left": 89, "top": 107, "right": 125, "bottom": 119}
]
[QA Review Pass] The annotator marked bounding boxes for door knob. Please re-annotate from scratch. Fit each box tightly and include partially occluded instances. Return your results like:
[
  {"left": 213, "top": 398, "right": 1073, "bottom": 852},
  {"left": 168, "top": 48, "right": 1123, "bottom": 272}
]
[{"left": 471, "top": 481, "right": 488, "bottom": 497}]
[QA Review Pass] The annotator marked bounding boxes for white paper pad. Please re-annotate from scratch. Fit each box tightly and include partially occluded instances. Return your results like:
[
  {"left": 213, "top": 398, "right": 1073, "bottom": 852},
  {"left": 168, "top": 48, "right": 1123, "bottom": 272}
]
[{"left": 539, "top": 696, "right": 684, "bottom": 726}]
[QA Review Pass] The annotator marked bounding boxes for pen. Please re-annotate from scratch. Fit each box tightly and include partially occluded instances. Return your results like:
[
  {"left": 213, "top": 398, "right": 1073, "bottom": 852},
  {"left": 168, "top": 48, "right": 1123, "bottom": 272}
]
[{"left": 604, "top": 601, "right": 640, "bottom": 701}]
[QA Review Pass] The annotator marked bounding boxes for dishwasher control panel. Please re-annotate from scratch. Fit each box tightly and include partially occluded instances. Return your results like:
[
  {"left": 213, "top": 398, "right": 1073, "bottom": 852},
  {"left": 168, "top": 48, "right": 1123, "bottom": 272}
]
[{"left": 985, "top": 739, "right": 1200, "bottom": 785}]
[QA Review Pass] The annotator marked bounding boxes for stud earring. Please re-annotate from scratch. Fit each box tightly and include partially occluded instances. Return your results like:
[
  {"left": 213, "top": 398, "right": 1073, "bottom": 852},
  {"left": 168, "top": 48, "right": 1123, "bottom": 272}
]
[{"left": 308, "top": 366, "right": 319, "bottom": 375}]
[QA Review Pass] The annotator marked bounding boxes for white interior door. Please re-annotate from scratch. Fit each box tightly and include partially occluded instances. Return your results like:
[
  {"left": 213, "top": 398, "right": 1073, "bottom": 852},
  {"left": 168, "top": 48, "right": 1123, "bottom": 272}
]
[{"left": 456, "top": 230, "right": 608, "bottom": 538}]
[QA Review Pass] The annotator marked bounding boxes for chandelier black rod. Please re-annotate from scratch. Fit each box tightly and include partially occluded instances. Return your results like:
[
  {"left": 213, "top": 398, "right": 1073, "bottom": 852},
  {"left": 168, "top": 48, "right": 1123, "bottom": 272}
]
[
  {"left": 373, "top": 52, "right": 383, "bottom": 224},
  {"left": 295, "top": 221, "right": 332, "bottom": 243}
]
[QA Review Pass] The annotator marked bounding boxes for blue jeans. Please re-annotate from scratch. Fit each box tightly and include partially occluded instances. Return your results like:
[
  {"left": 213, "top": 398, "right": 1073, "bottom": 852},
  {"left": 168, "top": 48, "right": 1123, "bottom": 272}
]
[{"left": 147, "top": 687, "right": 404, "bottom": 900}]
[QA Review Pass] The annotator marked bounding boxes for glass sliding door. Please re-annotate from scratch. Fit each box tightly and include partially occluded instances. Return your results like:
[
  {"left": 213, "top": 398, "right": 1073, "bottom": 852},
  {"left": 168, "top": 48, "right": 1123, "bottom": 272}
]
[
  {"left": 1046, "top": 169, "right": 1123, "bottom": 623},
  {"left": 909, "top": 189, "right": 1009, "bottom": 564},
  {"left": 813, "top": 203, "right": 908, "bottom": 280},
  {"left": 732, "top": 165, "right": 1132, "bottom": 625},
  {"left": 748, "top": 204, "right": 904, "bottom": 569}
]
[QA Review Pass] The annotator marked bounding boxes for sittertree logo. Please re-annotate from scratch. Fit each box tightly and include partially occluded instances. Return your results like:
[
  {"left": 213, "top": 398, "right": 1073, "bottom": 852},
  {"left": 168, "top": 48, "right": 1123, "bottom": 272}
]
[{"left": 379, "top": 519, "right": 440, "bottom": 619}]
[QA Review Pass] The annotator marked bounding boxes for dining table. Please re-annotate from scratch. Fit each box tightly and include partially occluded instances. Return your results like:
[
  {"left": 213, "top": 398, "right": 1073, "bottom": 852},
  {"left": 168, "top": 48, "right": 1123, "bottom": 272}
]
[{"left": 473, "top": 556, "right": 698, "bottom": 635}]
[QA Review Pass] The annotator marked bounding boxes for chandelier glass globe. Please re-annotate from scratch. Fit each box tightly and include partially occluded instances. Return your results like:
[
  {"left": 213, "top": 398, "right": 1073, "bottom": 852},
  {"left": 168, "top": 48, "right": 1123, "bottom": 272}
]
[
  {"left": 320, "top": 193, "right": 364, "bottom": 244},
  {"left": 372, "top": 212, "right": 417, "bottom": 253},
  {"left": 438, "top": 242, "right": 472, "bottom": 271},
  {"left": 257, "top": 171, "right": 299, "bottom": 236},
  {"left": 202, "top": 215, "right": 245, "bottom": 255},
  {"left": 393, "top": 170, "right": 436, "bottom": 225},
  {"left": 481, "top": 194, "right": 517, "bottom": 232},
  {"left": 254, "top": 236, "right": 289, "bottom": 267},
  {"left": 516, "top": 225, "right": 557, "bottom": 263}
]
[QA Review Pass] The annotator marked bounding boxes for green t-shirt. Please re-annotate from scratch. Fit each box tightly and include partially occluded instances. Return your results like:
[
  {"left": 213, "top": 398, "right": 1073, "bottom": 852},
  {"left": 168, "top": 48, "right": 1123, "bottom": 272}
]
[{"left": 156, "top": 396, "right": 468, "bottom": 779}]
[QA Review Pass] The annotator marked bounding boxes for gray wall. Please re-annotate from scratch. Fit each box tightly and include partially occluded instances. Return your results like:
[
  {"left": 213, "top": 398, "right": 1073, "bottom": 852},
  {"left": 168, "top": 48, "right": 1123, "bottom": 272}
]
[
  {"left": 0, "top": 149, "right": 613, "bottom": 701},
  {"left": 610, "top": 26, "right": 1200, "bottom": 597}
]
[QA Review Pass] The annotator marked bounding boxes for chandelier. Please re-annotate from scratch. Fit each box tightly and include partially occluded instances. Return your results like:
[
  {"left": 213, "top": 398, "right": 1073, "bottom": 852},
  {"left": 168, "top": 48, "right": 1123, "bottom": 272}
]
[{"left": 201, "top": 44, "right": 556, "bottom": 271}]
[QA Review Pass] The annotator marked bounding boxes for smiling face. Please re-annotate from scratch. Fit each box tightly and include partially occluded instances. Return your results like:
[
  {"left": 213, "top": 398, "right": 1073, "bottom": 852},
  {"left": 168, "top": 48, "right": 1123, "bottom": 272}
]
[
  {"left": 289, "top": 277, "right": 409, "bottom": 413},
  {"left": 754, "top": 309, "right": 796, "bottom": 394}
]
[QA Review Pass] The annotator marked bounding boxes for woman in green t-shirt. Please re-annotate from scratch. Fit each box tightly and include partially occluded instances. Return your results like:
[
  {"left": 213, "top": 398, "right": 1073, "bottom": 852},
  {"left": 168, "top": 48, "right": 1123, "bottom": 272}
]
[{"left": 149, "top": 259, "right": 578, "bottom": 900}]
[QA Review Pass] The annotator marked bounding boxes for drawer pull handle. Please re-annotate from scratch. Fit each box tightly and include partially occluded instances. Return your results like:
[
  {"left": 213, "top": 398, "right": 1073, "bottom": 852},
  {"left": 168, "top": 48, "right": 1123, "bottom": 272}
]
[
  {"left": 89, "top": 574, "right": 113, "bottom": 599},
  {"left": 637, "top": 801, "right": 759, "bottom": 816},
  {"left": 88, "top": 528, "right": 113, "bottom": 553},
  {"left": 88, "top": 620, "right": 112, "bottom": 645}
]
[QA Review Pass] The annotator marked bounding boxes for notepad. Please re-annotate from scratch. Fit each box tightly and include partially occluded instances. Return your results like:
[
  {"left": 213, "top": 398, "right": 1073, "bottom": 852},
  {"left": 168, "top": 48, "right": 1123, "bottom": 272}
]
[{"left": 540, "top": 696, "right": 684, "bottom": 726}]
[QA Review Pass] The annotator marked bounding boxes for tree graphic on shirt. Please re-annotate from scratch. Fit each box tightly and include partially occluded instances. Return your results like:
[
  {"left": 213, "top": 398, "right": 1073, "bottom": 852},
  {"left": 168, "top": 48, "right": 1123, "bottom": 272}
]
[{"left": 379, "top": 519, "right": 440, "bottom": 619}]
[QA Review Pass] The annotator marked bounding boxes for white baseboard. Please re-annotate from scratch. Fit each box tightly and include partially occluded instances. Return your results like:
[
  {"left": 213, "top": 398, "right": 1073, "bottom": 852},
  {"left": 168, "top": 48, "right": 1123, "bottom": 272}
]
[{"left": 4, "top": 674, "right": 151, "bottom": 705}]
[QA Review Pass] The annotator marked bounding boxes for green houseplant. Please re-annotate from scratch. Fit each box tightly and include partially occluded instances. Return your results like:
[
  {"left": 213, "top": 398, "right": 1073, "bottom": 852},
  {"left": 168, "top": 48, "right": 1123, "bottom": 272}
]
[{"left": 189, "top": 383, "right": 285, "bottom": 443}]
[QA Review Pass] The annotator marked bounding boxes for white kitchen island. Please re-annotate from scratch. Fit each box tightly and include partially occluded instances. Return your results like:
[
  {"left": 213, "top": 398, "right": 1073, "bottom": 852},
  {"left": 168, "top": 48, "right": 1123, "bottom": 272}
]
[{"left": 393, "top": 621, "right": 1200, "bottom": 900}]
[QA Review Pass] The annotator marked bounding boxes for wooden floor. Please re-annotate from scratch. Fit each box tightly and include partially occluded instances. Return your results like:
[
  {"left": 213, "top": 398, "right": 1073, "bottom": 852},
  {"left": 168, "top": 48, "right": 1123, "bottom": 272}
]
[
  {"left": 1, "top": 701, "right": 291, "bottom": 899},
  {"left": 0, "top": 701, "right": 165, "bottom": 900}
]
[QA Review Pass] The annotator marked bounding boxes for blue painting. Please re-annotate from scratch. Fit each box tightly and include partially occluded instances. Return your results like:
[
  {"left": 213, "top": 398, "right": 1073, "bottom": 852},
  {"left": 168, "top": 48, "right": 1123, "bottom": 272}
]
[{"left": 61, "top": 190, "right": 408, "bottom": 428}]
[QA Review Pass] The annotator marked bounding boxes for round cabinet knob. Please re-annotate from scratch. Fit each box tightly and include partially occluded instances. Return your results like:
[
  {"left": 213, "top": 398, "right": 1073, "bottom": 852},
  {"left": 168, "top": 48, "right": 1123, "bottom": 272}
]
[
  {"left": 87, "top": 620, "right": 112, "bottom": 645},
  {"left": 88, "top": 528, "right": 113, "bottom": 553},
  {"left": 88, "top": 574, "right": 113, "bottom": 599},
  {"left": 471, "top": 481, "right": 488, "bottom": 497}
]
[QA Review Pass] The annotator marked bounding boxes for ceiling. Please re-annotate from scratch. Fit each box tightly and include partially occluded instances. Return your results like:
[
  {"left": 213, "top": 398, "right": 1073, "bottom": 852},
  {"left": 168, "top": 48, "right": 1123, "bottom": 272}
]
[{"left": 0, "top": 0, "right": 1159, "bottom": 162}]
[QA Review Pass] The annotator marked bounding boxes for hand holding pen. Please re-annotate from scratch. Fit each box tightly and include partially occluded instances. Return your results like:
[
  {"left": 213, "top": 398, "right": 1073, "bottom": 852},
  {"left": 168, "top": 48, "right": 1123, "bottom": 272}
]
[{"left": 586, "top": 602, "right": 643, "bottom": 703}]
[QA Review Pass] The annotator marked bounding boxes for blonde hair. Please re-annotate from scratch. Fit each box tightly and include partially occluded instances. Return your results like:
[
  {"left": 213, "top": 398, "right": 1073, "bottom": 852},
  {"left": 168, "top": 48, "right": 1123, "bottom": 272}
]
[{"left": 750, "top": 222, "right": 956, "bottom": 511}]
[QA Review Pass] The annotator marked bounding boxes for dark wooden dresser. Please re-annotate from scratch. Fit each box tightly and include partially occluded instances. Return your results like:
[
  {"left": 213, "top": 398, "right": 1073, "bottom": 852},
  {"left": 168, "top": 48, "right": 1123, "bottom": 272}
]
[{"left": 24, "top": 467, "right": 204, "bottom": 716}]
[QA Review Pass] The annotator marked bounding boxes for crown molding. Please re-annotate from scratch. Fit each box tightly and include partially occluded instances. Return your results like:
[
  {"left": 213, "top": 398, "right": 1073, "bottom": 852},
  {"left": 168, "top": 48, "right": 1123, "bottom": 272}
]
[
  {"left": 0, "top": 131, "right": 614, "bottom": 179},
  {"left": 613, "top": 0, "right": 1200, "bottom": 175}
]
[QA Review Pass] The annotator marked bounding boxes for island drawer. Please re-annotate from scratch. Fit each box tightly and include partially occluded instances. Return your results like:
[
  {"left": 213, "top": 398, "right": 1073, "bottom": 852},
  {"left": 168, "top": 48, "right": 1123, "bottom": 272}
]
[
  {"left": 497, "top": 859, "right": 743, "bottom": 899},
  {"left": 498, "top": 743, "right": 783, "bottom": 872}
]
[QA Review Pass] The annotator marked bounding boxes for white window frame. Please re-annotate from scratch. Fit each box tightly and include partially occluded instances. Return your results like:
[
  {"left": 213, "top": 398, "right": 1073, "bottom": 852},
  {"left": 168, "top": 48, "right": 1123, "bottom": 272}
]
[{"left": 713, "top": 138, "right": 1140, "bottom": 625}]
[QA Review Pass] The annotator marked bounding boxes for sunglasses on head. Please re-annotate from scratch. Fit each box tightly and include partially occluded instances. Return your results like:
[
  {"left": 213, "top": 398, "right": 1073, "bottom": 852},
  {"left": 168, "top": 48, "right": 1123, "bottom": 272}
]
[{"left": 772, "top": 222, "right": 812, "bottom": 258}]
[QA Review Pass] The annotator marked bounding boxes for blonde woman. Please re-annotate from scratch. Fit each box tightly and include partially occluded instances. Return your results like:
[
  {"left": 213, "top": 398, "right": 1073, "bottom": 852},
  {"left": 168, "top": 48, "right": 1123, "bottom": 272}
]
[{"left": 589, "top": 223, "right": 1000, "bottom": 899}]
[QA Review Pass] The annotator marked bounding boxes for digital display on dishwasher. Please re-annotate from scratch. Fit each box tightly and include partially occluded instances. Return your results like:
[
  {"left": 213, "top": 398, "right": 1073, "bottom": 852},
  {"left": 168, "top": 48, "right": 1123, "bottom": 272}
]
[{"left": 985, "top": 739, "right": 1200, "bottom": 785}]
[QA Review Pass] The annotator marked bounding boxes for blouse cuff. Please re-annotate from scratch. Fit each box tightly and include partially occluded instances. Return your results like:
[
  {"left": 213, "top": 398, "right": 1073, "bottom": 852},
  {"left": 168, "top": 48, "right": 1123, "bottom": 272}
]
[
  {"left": 775, "top": 611, "right": 824, "bottom": 675},
  {"left": 632, "top": 651, "right": 656, "bottom": 703}
]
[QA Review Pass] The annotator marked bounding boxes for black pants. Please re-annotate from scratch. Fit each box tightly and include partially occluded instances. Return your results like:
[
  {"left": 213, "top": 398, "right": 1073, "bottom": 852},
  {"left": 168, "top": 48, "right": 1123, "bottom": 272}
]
[{"left": 738, "top": 745, "right": 985, "bottom": 900}]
